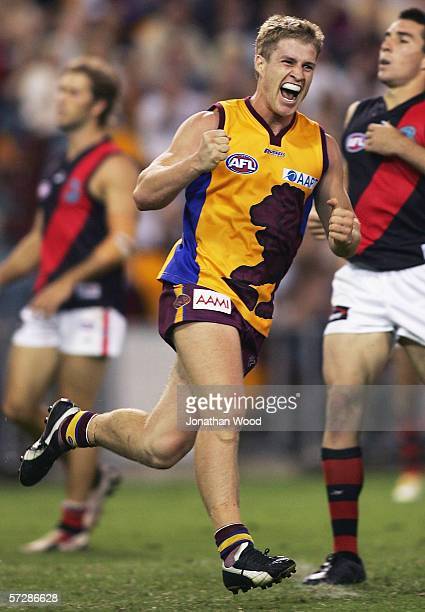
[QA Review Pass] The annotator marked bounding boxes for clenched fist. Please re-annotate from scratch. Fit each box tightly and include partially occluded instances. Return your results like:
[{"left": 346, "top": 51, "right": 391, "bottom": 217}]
[
  {"left": 308, "top": 200, "right": 360, "bottom": 257},
  {"left": 327, "top": 198, "right": 359, "bottom": 250},
  {"left": 195, "top": 129, "right": 231, "bottom": 172}
]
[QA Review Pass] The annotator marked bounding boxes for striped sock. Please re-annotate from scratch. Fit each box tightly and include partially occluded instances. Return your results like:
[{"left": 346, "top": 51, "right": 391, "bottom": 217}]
[
  {"left": 322, "top": 447, "right": 363, "bottom": 555},
  {"left": 215, "top": 523, "right": 253, "bottom": 563},
  {"left": 399, "top": 430, "right": 423, "bottom": 473},
  {"left": 59, "top": 501, "right": 86, "bottom": 534},
  {"left": 60, "top": 411, "right": 97, "bottom": 449}
]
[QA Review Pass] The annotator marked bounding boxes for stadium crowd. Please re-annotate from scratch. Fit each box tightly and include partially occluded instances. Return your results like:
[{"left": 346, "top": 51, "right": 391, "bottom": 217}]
[
  {"left": 0, "top": 0, "right": 421, "bottom": 472},
  {"left": 0, "top": 0, "right": 397, "bottom": 331}
]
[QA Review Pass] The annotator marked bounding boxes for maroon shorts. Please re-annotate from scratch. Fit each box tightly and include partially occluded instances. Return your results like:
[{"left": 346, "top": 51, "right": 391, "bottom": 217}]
[{"left": 158, "top": 282, "right": 265, "bottom": 375}]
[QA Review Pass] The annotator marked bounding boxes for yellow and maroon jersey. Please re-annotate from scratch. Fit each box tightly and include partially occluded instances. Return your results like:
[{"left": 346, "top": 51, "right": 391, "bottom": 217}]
[{"left": 159, "top": 97, "right": 328, "bottom": 336}]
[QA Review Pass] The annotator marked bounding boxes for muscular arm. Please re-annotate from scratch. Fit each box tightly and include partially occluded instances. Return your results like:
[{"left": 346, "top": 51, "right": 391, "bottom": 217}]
[
  {"left": 133, "top": 110, "right": 230, "bottom": 210},
  {"left": 0, "top": 212, "right": 42, "bottom": 287},
  {"left": 30, "top": 155, "right": 138, "bottom": 315},
  {"left": 314, "top": 134, "right": 360, "bottom": 258}
]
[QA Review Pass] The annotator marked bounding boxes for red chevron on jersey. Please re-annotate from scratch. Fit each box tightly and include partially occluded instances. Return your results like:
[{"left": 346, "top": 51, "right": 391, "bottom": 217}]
[
  {"left": 355, "top": 100, "right": 425, "bottom": 255},
  {"left": 343, "top": 93, "right": 425, "bottom": 270},
  {"left": 355, "top": 162, "right": 419, "bottom": 254},
  {"left": 35, "top": 141, "right": 119, "bottom": 292}
]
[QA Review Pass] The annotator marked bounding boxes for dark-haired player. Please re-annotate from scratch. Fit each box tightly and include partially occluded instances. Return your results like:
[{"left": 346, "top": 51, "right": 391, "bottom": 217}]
[
  {"left": 304, "top": 8, "right": 425, "bottom": 585},
  {"left": 0, "top": 57, "right": 137, "bottom": 551}
]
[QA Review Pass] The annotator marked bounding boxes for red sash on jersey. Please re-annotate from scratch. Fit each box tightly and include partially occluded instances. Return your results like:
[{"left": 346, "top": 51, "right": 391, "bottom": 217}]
[{"left": 35, "top": 140, "right": 120, "bottom": 292}]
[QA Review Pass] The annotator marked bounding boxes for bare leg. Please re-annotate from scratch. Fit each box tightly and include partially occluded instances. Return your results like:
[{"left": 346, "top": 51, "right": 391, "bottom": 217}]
[
  {"left": 2, "top": 345, "right": 58, "bottom": 434},
  {"left": 58, "top": 355, "right": 108, "bottom": 502},
  {"left": 399, "top": 338, "right": 425, "bottom": 384},
  {"left": 306, "top": 332, "right": 394, "bottom": 571},
  {"left": 88, "top": 357, "right": 197, "bottom": 468},
  {"left": 323, "top": 332, "right": 392, "bottom": 447},
  {"left": 390, "top": 344, "right": 423, "bottom": 502},
  {"left": 87, "top": 322, "right": 245, "bottom": 529},
  {"left": 173, "top": 323, "right": 244, "bottom": 530}
]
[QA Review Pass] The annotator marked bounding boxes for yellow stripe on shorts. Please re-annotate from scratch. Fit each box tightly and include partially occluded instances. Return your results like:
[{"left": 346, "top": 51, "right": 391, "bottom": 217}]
[{"left": 173, "top": 285, "right": 184, "bottom": 324}]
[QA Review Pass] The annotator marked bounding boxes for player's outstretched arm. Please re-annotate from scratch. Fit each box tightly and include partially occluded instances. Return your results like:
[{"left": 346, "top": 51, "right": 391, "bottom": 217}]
[
  {"left": 0, "top": 211, "right": 42, "bottom": 289},
  {"left": 29, "top": 155, "right": 138, "bottom": 316},
  {"left": 314, "top": 134, "right": 360, "bottom": 258},
  {"left": 133, "top": 110, "right": 230, "bottom": 211}
]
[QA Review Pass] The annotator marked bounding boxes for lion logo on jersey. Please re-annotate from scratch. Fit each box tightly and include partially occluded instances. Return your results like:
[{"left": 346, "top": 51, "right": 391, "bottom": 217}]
[{"left": 223, "top": 182, "right": 305, "bottom": 319}]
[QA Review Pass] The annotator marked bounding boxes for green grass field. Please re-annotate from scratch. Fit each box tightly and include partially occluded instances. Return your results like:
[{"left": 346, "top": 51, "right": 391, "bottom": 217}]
[{"left": 0, "top": 472, "right": 423, "bottom": 611}]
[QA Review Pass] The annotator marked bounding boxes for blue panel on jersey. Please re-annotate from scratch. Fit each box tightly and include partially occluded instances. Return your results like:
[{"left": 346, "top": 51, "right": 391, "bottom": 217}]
[
  {"left": 300, "top": 194, "right": 314, "bottom": 235},
  {"left": 161, "top": 172, "right": 212, "bottom": 283}
]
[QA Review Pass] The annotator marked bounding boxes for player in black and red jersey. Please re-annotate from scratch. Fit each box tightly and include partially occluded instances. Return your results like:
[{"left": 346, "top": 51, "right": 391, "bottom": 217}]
[
  {"left": 0, "top": 57, "right": 137, "bottom": 551},
  {"left": 304, "top": 8, "right": 425, "bottom": 585}
]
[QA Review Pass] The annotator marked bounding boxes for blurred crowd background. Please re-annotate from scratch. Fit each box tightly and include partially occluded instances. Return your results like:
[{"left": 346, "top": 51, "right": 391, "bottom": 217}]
[{"left": 0, "top": 0, "right": 420, "bottom": 474}]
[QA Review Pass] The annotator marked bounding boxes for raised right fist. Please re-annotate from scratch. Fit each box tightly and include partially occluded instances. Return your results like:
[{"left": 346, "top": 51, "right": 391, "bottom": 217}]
[{"left": 195, "top": 129, "right": 231, "bottom": 172}]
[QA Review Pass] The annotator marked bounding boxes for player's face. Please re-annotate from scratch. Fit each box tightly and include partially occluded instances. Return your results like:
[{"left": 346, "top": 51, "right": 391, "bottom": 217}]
[
  {"left": 255, "top": 37, "right": 317, "bottom": 117},
  {"left": 55, "top": 72, "right": 99, "bottom": 131},
  {"left": 378, "top": 19, "right": 425, "bottom": 87}
]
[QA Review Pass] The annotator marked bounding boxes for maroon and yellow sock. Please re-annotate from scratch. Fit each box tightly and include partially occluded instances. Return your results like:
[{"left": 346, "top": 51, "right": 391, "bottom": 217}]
[
  {"left": 60, "top": 411, "right": 97, "bottom": 449},
  {"left": 215, "top": 523, "right": 253, "bottom": 564},
  {"left": 322, "top": 447, "right": 363, "bottom": 555}
]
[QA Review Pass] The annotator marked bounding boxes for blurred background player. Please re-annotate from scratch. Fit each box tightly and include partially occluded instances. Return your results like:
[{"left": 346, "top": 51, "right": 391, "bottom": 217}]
[
  {"left": 304, "top": 7, "right": 425, "bottom": 585},
  {"left": 0, "top": 56, "right": 137, "bottom": 551},
  {"left": 19, "top": 15, "right": 358, "bottom": 594},
  {"left": 391, "top": 347, "right": 423, "bottom": 503}
]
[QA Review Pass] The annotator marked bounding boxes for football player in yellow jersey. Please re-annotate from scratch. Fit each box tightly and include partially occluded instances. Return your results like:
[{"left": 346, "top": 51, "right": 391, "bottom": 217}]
[{"left": 20, "top": 15, "right": 360, "bottom": 595}]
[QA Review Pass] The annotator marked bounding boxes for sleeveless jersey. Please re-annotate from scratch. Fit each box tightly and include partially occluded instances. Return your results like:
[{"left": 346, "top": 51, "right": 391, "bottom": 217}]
[
  {"left": 159, "top": 97, "right": 327, "bottom": 336},
  {"left": 34, "top": 138, "right": 126, "bottom": 312},
  {"left": 342, "top": 92, "right": 425, "bottom": 271}
]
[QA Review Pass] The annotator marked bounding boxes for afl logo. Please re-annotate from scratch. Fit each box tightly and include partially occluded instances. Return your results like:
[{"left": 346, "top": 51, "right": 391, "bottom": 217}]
[
  {"left": 345, "top": 132, "right": 366, "bottom": 153},
  {"left": 226, "top": 153, "right": 259, "bottom": 174}
]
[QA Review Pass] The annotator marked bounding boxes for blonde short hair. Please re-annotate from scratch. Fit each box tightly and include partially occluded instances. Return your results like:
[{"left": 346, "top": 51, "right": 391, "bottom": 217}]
[{"left": 255, "top": 15, "right": 324, "bottom": 61}]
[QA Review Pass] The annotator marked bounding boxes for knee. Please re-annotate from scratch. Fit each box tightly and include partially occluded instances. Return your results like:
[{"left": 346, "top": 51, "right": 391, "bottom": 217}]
[
  {"left": 144, "top": 451, "right": 178, "bottom": 470},
  {"left": 325, "top": 385, "right": 363, "bottom": 439},
  {"left": 2, "top": 397, "right": 34, "bottom": 426},
  {"left": 142, "top": 434, "right": 193, "bottom": 470}
]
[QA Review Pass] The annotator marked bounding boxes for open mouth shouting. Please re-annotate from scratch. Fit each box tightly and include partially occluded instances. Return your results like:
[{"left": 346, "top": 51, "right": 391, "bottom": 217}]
[{"left": 280, "top": 82, "right": 302, "bottom": 104}]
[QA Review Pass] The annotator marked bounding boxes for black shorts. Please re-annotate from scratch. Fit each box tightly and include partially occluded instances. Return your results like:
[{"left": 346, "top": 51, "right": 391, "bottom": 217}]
[{"left": 158, "top": 282, "right": 265, "bottom": 375}]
